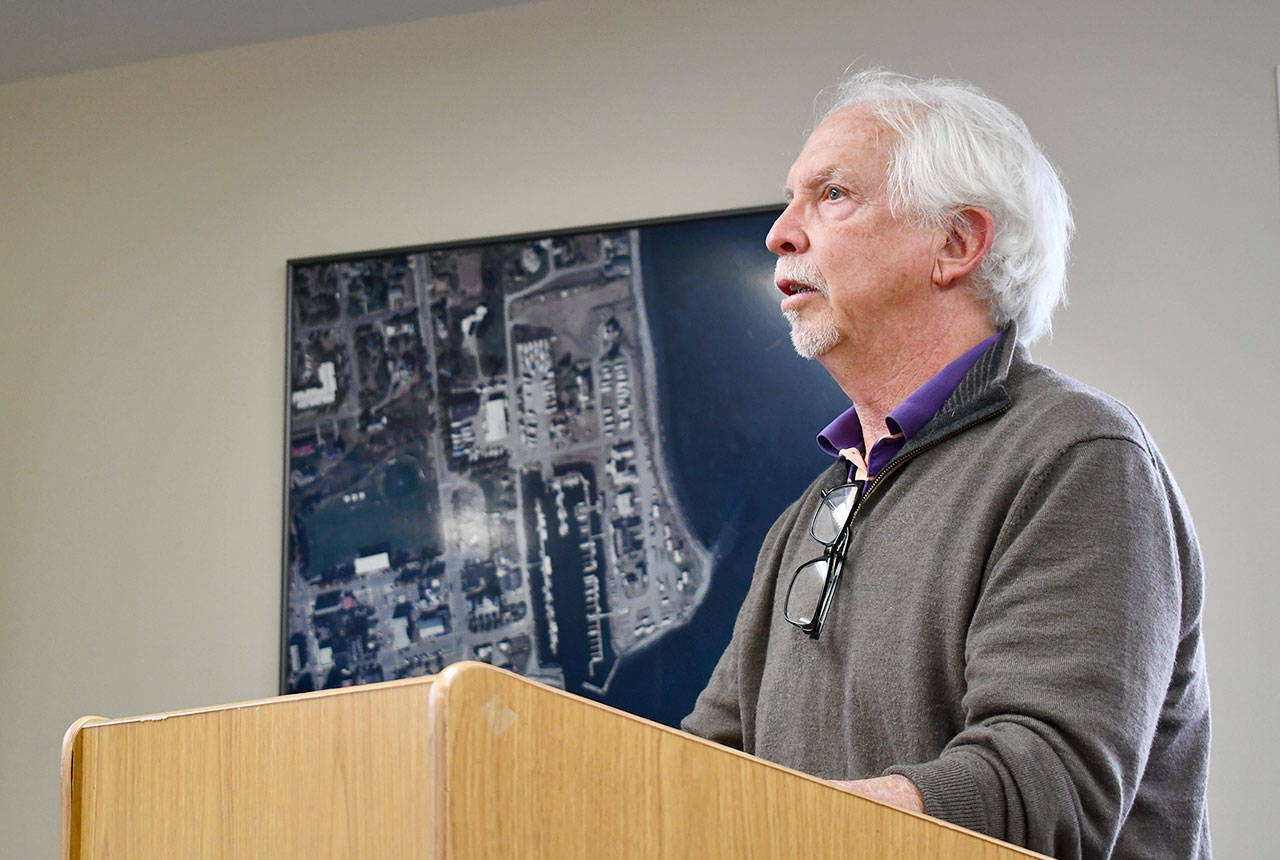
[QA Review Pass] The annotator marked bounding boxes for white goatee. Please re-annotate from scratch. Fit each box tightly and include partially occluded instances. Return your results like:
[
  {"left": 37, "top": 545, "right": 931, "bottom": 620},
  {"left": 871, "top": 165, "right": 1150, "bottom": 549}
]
[
  {"left": 783, "top": 309, "right": 842, "bottom": 358},
  {"left": 775, "top": 257, "right": 841, "bottom": 359}
]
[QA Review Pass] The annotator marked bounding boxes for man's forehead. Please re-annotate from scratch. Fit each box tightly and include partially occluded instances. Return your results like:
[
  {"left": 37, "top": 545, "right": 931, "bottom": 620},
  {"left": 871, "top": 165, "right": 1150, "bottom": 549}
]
[{"left": 784, "top": 106, "right": 892, "bottom": 193}]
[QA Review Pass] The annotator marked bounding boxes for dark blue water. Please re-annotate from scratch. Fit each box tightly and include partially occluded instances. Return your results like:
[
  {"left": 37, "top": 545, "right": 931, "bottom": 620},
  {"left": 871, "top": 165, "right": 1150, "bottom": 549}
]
[{"left": 597, "top": 211, "right": 849, "bottom": 727}]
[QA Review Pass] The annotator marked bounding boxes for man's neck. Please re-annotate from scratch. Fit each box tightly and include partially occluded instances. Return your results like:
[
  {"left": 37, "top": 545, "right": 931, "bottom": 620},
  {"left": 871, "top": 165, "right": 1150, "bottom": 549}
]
[{"left": 822, "top": 317, "right": 996, "bottom": 450}]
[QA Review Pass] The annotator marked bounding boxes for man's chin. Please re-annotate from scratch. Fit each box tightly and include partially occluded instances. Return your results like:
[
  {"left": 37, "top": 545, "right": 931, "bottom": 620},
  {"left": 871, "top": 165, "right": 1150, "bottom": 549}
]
[{"left": 785, "top": 313, "right": 842, "bottom": 360}]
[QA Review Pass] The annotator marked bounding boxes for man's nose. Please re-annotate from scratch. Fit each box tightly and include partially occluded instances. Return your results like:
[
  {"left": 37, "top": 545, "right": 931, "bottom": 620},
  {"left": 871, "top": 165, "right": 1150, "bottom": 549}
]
[{"left": 765, "top": 204, "right": 808, "bottom": 255}]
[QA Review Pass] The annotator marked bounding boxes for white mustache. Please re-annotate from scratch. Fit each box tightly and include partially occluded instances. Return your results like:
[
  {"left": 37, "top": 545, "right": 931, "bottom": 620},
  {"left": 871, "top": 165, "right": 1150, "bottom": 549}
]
[{"left": 774, "top": 257, "right": 828, "bottom": 296}]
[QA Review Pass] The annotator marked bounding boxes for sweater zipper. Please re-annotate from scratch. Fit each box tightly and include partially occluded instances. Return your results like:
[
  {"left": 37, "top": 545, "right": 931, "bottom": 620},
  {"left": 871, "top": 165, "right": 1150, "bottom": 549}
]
[{"left": 853, "top": 402, "right": 1013, "bottom": 515}]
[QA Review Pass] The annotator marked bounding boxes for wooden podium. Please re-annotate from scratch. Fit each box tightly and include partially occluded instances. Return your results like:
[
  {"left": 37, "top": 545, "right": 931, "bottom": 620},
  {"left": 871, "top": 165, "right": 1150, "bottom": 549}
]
[{"left": 61, "top": 661, "right": 1042, "bottom": 858}]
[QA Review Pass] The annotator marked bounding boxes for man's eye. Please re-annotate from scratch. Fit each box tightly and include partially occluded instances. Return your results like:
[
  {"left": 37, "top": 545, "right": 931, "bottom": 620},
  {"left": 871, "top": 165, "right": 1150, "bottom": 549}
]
[{"left": 824, "top": 186, "right": 845, "bottom": 201}]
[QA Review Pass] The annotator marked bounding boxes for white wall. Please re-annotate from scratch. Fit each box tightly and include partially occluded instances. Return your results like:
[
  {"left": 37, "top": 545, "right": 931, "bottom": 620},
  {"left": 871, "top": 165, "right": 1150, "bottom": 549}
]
[{"left": 3, "top": 1, "right": 1277, "bottom": 855}]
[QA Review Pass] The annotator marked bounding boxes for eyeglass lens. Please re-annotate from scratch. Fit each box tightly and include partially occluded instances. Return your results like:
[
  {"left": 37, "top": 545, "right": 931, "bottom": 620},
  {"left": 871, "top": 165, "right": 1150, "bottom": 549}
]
[
  {"left": 810, "top": 483, "right": 860, "bottom": 545},
  {"left": 785, "top": 557, "right": 830, "bottom": 626}
]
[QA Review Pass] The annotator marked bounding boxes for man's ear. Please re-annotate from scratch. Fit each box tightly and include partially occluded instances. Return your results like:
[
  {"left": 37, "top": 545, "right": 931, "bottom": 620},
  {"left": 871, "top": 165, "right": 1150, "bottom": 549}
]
[{"left": 933, "top": 206, "right": 994, "bottom": 288}]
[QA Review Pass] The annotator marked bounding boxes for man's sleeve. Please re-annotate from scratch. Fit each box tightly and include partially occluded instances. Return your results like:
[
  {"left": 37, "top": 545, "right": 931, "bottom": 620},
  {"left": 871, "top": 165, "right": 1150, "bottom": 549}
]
[
  {"left": 681, "top": 495, "right": 807, "bottom": 751},
  {"left": 680, "top": 615, "right": 746, "bottom": 748},
  {"left": 886, "top": 435, "right": 1188, "bottom": 858}
]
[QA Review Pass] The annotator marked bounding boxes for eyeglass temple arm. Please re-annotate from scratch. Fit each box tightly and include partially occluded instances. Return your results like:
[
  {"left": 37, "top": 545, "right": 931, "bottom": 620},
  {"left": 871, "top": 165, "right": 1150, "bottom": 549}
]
[{"left": 808, "top": 532, "right": 850, "bottom": 639}]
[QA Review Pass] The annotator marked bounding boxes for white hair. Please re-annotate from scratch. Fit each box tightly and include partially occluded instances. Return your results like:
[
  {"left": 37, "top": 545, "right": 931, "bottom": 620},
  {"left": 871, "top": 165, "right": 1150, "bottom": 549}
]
[{"left": 816, "top": 69, "right": 1073, "bottom": 344}]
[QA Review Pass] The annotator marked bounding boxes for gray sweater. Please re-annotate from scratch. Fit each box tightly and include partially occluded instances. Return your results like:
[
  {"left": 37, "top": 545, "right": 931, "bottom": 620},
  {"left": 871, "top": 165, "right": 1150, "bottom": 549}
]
[{"left": 681, "top": 330, "right": 1211, "bottom": 859}]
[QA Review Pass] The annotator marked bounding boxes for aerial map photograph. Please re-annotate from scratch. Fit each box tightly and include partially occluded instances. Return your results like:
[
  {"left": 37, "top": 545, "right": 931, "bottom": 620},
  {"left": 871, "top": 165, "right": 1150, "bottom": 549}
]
[{"left": 283, "top": 207, "right": 846, "bottom": 724}]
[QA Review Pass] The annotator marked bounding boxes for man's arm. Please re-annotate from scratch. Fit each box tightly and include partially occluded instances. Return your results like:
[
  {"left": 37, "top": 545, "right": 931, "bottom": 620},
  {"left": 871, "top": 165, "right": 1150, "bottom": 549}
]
[
  {"left": 885, "top": 435, "right": 1190, "bottom": 857},
  {"left": 680, "top": 626, "right": 746, "bottom": 749},
  {"left": 682, "top": 493, "right": 812, "bottom": 750}
]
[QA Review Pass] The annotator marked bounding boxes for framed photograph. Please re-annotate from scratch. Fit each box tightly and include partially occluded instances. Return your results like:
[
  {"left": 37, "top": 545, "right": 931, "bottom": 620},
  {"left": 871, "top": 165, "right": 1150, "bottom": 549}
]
[{"left": 281, "top": 205, "right": 846, "bottom": 725}]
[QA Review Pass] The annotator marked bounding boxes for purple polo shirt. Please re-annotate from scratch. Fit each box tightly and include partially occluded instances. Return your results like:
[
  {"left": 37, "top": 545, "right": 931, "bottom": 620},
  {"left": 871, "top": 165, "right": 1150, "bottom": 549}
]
[{"left": 817, "top": 333, "right": 1000, "bottom": 480}]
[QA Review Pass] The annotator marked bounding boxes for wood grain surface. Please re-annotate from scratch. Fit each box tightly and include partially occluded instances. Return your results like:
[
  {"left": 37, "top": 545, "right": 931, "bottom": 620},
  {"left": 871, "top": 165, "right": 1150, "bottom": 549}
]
[
  {"left": 63, "top": 663, "right": 1046, "bottom": 858},
  {"left": 429, "top": 662, "right": 1045, "bottom": 859},
  {"left": 63, "top": 677, "right": 435, "bottom": 859}
]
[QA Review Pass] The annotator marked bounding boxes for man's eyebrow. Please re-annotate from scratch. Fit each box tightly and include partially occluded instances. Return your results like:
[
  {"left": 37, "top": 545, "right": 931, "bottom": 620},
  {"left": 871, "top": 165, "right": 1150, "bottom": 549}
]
[
  {"left": 810, "top": 166, "right": 858, "bottom": 188},
  {"left": 784, "top": 166, "right": 861, "bottom": 201}
]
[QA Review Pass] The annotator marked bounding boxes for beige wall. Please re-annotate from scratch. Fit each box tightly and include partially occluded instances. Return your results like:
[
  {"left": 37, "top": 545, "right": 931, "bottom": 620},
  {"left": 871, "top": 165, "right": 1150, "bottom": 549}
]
[{"left": 3, "top": 1, "right": 1277, "bottom": 855}]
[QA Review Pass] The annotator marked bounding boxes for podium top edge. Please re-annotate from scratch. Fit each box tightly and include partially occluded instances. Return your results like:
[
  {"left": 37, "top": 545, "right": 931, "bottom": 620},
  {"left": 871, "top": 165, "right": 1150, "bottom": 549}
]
[{"left": 65, "top": 672, "right": 440, "bottom": 731}]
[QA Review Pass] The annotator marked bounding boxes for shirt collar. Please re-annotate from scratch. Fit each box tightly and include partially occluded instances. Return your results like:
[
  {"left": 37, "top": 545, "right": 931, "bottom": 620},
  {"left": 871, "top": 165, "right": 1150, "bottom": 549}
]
[{"left": 817, "top": 332, "right": 1001, "bottom": 458}]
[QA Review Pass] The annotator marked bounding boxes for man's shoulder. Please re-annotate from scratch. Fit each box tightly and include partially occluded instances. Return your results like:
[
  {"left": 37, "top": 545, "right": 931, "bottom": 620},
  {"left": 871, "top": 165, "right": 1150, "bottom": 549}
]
[{"left": 1004, "top": 355, "right": 1154, "bottom": 456}]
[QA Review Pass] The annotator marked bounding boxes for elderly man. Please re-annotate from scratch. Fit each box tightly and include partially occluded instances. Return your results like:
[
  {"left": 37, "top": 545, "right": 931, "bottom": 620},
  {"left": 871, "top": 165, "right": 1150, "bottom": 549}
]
[{"left": 681, "top": 70, "right": 1211, "bottom": 859}]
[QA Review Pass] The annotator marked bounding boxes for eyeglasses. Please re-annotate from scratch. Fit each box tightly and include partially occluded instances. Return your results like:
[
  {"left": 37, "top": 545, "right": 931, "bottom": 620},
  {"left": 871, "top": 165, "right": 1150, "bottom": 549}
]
[{"left": 784, "top": 481, "right": 864, "bottom": 639}]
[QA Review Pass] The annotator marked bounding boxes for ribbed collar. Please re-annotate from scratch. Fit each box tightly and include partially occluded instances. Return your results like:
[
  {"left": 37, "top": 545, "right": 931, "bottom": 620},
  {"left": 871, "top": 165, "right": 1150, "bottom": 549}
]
[{"left": 906, "top": 323, "right": 1019, "bottom": 455}]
